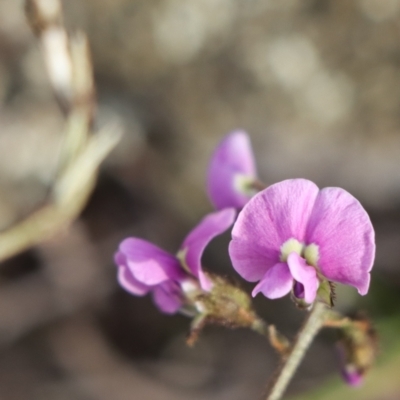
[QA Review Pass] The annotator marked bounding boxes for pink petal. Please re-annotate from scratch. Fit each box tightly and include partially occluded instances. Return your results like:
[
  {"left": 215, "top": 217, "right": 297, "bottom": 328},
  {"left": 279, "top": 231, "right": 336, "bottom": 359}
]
[
  {"left": 287, "top": 252, "right": 318, "bottom": 304},
  {"left": 252, "top": 263, "right": 293, "bottom": 299},
  {"left": 207, "top": 130, "right": 257, "bottom": 210},
  {"left": 114, "top": 251, "right": 126, "bottom": 268},
  {"left": 119, "top": 238, "right": 183, "bottom": 285},
  {"left": 229, "top": 179, "right": 319, "bottom": 281},
  {"left": 229, "top": 240, "right": 277, "bottom": 282},
  {"left": 181, "top": 208, "right": 236, "bottom": 290},
  {"left": 152, "top": 282, "right": 183, "bottom": 314},
  {"left": 117, "top": 263, "right": 150, "bottom": 296},
  {"left": 306, "top": 187, "right": 375, "bottom": 295}
]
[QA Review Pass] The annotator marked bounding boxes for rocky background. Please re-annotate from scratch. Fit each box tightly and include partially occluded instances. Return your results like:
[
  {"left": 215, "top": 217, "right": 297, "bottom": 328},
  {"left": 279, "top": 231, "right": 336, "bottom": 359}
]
[{"left": 0, "top": 0, "right": 400, "bottom": 399}]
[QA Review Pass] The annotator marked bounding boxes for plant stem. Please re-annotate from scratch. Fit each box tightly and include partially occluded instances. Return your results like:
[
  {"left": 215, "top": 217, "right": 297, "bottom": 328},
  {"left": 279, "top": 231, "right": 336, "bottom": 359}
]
[{"left": 264, "top": 302, "right": 327, "bottom": 400}]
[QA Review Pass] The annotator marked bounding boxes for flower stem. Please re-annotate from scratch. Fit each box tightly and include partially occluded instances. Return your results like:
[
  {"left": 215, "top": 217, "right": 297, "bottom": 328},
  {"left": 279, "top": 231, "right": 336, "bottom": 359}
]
[{"left": 264, "top": 301, "right": 327, "bottom": 400}]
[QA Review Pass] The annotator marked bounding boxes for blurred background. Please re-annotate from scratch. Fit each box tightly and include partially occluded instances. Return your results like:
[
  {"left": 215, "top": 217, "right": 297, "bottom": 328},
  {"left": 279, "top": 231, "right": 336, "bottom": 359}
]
[{"left": 0, "top": 0, "right": 400, "bottom": 398}]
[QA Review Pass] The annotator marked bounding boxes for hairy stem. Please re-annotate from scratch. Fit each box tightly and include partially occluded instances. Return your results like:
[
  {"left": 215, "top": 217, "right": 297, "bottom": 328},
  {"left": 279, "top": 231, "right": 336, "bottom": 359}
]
[{"left": 265, "top": 302, "right": 327, "bottom": 400}]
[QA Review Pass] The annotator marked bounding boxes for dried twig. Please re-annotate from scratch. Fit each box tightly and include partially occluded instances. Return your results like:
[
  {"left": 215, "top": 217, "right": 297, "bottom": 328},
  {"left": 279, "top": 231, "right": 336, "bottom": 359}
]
[{"left": 0, "top": 0, "right": 121, "bottom": 263}]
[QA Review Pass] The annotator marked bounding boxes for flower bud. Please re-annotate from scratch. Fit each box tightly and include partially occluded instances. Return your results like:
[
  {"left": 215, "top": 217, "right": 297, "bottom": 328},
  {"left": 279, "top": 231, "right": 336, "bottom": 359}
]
[{"left": 337, "top": 316, "right": 378, "bottom": 387}]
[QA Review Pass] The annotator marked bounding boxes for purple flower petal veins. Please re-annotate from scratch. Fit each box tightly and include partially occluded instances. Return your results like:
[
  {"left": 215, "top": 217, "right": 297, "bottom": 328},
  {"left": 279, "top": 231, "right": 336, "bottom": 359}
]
[
  {"left": 115, "top": 209, "right": 236, "bottom": 313},
  {"left": 305, "top": 187, "right": 375, "bottom": 295},
  {"left": 207, "top": 130, "right": 257, "bottom": 210},
  {"left": 229, "top": 179, "right": 375, "bottom": 303}
]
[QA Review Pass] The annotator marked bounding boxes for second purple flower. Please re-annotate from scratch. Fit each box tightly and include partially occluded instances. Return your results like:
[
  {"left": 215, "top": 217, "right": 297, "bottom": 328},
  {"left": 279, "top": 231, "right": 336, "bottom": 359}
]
[
  {"left": 207, "top": 130, "right": 258, "bottom": 210},
  {"left": 115, "top": 208, "right": 236, "bottom": 314}
]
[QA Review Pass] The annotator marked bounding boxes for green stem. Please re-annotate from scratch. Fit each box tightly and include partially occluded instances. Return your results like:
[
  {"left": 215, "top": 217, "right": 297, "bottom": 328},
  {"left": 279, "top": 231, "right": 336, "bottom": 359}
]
[{"left": 264, "top": 302, "right": 327, "bottom": 400}]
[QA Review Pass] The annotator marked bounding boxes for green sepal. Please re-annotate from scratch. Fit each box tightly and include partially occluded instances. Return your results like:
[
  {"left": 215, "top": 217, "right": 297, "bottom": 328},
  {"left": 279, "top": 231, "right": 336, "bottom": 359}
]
[{"left": 317, "top": 279, "right": 336, "bottom": 308}]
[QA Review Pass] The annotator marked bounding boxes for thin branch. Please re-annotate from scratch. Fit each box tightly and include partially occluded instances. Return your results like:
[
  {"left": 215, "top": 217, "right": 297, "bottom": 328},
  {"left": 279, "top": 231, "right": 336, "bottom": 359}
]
[
  {"left": 264, "top": 302, "right": 327, "bottom": 400},
  {"left": 0, "top": 1, "right": 121, "bottom": 264}
]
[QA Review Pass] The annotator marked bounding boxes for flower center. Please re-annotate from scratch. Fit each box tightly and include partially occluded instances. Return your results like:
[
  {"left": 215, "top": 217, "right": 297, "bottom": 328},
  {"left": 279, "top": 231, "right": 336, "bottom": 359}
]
[
  {"left": 233, "top": 174, "right": 257, "bottom": 196},
  {"left": 280, "top": 238, "right": 319, "bottom": 267}
]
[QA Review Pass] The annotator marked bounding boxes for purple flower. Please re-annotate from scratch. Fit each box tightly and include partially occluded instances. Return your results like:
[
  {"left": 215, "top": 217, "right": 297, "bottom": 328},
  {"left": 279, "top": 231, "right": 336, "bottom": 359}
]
[
  {"left": 341, "top": 366, "right": 364, "bottom": 387},
  {"left": 115, "top": 208, "right": 236, "bottom": 314},
  {"left": 336, "top": 317, "right": 376, "bottom": 388},
  {"left": 229, "top": 179, "right": 375, "bottom": 304},
  {"left": 337, "top": 343, "right": 365, "bottom": 387},
  {"left": 207, "top": 130, "right": 257, "bottom": 210}
]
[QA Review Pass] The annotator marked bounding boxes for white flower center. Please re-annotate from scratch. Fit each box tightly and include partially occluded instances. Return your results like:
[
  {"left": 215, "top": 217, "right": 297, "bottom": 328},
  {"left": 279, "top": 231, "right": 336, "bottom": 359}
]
[
  {"left": 233, "top": 174, "right": 257, "bottom": 196},
  {"left": 303, "top": 243, "right": 319, "bottom": 268},
  {"left": 280, "top": 238, "right": 303, "bottom": 262},
  {"left": 280, "top": 238, "right": 319, "bottom": 267}
]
